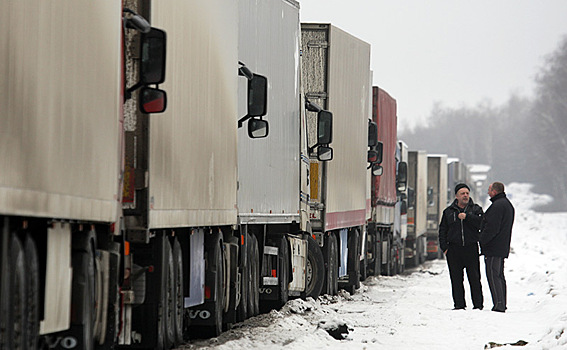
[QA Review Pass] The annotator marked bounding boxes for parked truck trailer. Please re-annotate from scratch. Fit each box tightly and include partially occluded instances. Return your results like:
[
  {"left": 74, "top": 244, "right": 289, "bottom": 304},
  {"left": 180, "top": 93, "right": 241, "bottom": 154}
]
[
  {"left": 425, "top": 154, "right": 448, "bottom": 260},
  {"left": 365, "top": 87, "right": 407, "bottom": 277},
  {"left": 301, "top": 23, "right": 371, "bottom": 294},
  {"left": 405, "top": 150, "right": 428, "bottom": 267}
]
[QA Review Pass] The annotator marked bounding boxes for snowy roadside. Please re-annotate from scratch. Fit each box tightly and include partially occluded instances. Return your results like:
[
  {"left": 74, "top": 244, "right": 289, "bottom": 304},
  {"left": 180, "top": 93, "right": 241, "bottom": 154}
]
[{"left": 178, "top": 183, "right": 567, "bottom": 350}]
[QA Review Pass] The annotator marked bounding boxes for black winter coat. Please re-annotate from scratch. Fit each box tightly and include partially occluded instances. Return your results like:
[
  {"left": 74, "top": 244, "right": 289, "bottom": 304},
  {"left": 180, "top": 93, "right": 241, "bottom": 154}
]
[
  {"left": 480, "top": 192, "right": 515, "bottom": 258},
  {"left": 439, "top": 198, "right": 484, "bottom": 252}
]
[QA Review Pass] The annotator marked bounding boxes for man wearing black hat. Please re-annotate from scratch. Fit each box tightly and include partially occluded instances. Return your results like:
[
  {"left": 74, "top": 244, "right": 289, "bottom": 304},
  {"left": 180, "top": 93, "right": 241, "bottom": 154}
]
[{"left": 439, "top": 183, "right": 484, "bottom": 310}]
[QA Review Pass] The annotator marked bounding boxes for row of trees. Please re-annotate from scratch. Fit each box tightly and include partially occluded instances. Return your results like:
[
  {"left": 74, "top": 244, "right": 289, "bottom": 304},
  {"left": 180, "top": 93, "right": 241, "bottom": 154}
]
[{"left": 400, "top": 36, "right": 567, "bottom": 211}]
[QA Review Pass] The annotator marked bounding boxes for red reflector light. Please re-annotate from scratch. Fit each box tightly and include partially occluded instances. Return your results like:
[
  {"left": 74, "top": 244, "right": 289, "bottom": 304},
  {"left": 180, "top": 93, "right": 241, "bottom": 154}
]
[
  {"left": 271, "top": 269, "right": 276, "bottom": 278},
  {"left": 205, "top": 286, "right": 211, "bottom": 299}
]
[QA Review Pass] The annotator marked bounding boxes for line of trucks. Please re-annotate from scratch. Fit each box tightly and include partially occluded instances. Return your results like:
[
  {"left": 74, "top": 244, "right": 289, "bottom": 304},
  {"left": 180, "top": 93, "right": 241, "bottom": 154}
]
[{"left": 0, "top": 1, "right": 488, "bottom": 349}]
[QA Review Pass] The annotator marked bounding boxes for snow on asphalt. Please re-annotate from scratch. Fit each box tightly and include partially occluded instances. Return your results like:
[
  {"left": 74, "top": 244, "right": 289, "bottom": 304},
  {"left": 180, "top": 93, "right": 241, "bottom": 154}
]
[{"left": 179, "top": 183, "right": 567, "bottom": 349}]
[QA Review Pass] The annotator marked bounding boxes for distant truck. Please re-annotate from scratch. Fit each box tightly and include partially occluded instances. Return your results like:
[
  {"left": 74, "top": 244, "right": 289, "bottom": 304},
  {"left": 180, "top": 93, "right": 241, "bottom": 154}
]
[
  {"left": 364, "top": 87, "right": 407, "bottom": 277},
  {"left": 301, "top": 23, "right": 372, "bottom": 294},
  {"left": 405, "top": 150, "right": 428, "bottom": 267},
  {"left": 426, "top": 154, "right": 448, "bottom": 260}
]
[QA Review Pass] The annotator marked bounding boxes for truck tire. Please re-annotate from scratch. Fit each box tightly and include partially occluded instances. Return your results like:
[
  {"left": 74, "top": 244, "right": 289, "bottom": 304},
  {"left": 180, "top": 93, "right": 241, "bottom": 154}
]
[
  {"left": 372, "top": 237, "right": 381, "bottom": 276},
  {"left": 346, "top": 229, "right": 361, "bottom": 293},
  {"left": 24, "top": 235, "right": 39, "bottom": 350},
  {"left": 70, "top": 231, "right": 97, "bottom": 350},
  {"left": 172, "top": 238, "right": 184, "bottom": 345},
  {"left": 328, "top": 234, "right": 339, "bottom": 295},
  {"left": 305, "top": 234, "right": 324, "bottom": 299},
  {"left": 5, "top": 233, "right": 26, "bottom": 350},
  {"left": 359, "top": 238, "right": 368, "bottom": 281},
  {"left": 237, "top": 233, "right": 250, "bottom": 322},
  {"left": 250, "top": 234, "right": 260, "bottom": 316},
  {"left": 278, "top": 236, "right": 290, "bottom": 306}
]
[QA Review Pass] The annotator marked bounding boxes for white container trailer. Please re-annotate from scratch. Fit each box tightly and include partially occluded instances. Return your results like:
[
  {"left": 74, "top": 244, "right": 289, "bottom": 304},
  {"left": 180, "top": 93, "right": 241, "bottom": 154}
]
[
  {"left": 237, "top": 0, "right": 322, "bottom": 307},
  {"left": 426, "top": 154, "right": 448, "bottom": 260},
  {"left": 405, "top": 150, "right": 428, "bottom": 267},
  {"left": 301, "top": 23, "right": 371, "bottom": 294},
  {"left": 148, "top": 1, "right": 238, "bottom": 229},
  {"left": 0, "top": 2, "right": 124, "bottom": 348},
  {"left": 237, "top": 0, "right": 303, "bottom": 225}
]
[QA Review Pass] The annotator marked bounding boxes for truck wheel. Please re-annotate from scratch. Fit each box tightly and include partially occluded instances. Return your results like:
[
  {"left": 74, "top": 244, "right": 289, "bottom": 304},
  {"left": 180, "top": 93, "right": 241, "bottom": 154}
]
[
  {"left": 278, "top": 236, "right": 290, "bottom": 306},
  {"left": 346, "top": 229, "right": 361, "bottom": 293},
  {"left": 305, "top": 234, "right": 324, "bottom": 299},
  {"left": 372, "top": 238, "right": 381, "bottom": 276},
  {"left": 172, "top": 238, "right": 184, "bottom": 345},
  {"left": 24, "top": 235, "right": 39, "bottom": 350},
  {"left": 359, "top": 239, "right": 368, "bottom": 281},
  {"left": 237, "top": 233, "right": 250, "bottom": 322},
  {"left": 71, "top": 231, "right": 97, "bottom": 350},
  {"left": 156, "top": 235, "right": 175, "bottom": 349},
  {"left": 328, "top": 234, "right": 339, "bottom": 295},
  {"left": 250, "top": 234, "right": 260, "bottom": 316},
  {"left": 211, "top": 240, "right": 226, "bottom": 336},
  {"left": 6, "top": 233, "right": 26, "bottom": 350}
]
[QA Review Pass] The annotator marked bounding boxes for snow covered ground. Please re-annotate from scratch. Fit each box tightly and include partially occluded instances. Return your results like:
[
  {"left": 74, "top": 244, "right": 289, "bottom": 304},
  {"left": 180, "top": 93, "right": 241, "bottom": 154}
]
[{"left": 178, "top": 183, "right": 567, "bottom": 350}]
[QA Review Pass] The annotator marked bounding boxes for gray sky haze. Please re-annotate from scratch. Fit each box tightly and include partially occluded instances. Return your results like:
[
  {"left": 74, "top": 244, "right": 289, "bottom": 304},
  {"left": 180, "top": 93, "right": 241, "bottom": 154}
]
[{"left": 299, "top": 1, "right": 567, "bottom": 131}]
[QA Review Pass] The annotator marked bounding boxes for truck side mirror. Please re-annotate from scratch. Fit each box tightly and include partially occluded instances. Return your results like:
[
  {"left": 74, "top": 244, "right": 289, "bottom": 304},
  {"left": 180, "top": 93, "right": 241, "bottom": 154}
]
[
  {"left": 248, "top": 118, "right": 269, "bottom": 138},
  {"left": 375, "top": 141, "right": 383, "bottom": 164},
  {"left": 248, "top": 74, "right": 268, "bottom": 117},
  {"left": 317, "top": 146, "right": 333, "bottom": 161},
  {"left": 139, "top": 87, "right": 167, "bottom": 113},
  {"left": 368, "top": 150, "right": 378, "bottom": 163},
  {"left": 317, "top": 110, "right": 333, "bottom": 145},
  {"left": 140, "top": 28, "right": 166, "bottom": 85},
  {"left": 368, "top": 121, "right": 378, "bottom": 148},
  {"left": 372, "top": 163, "right": 383, "bottom": 176},
  {"left": 397, "top": 161, "right": 407, "bottom": 191},
  {"left": 401, "top": 200, "right": 408, "bottom": 215}
]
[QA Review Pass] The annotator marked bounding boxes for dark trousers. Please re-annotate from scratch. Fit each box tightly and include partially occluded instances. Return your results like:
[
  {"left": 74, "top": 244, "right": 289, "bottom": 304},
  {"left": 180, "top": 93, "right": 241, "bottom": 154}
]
[
  {"left": 485, "top": 256, "right": 507, "bottom": 311},
  {"left": 446, "top": 244, "right": 483, "bottom": 309}
]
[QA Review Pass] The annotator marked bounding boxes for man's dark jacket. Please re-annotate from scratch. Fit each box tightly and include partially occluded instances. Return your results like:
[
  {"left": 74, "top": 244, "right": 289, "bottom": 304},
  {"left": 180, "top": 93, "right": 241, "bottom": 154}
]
[
  {"left": 480, "top": 192, "right": 515, "bottom": 258},
  {"left": 439, "top": 198, "right": 484, "bottom": 252}
]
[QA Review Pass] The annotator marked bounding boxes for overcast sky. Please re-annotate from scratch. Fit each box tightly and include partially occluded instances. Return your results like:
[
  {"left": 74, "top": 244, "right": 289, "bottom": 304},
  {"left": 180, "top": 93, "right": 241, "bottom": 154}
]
[{"left": 299, "top": 1, "right": 567, "bottom": 131}]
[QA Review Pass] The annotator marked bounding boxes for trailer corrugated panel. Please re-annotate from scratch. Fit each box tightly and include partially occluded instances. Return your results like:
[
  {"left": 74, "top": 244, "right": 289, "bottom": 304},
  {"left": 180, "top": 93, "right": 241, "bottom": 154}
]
[
  {"left": 324, "top": 25, "right": 371, "bottom": 231},
  {"left": 372, "top": 87, "right": 398, "bottom": 208},
  {"left": 237, "top": 0, "right": 302, "bottom": 224},
  {"left": 0, "top": 1, "right": 122, "bottom": 222},
  {"left": 148, "top": 0, "right": 239, "bottom": 228}
]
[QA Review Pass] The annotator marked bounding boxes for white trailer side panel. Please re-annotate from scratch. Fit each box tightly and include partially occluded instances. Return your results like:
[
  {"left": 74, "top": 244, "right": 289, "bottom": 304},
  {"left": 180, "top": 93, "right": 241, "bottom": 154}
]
[
  {"left": 0, "top": 1, "right": 122, "bottom": 222},
  {"left": 237, "top": 0, "right": 301, "bottom": 224},
  {"left": 148, "top": 0, "right": 239, "bottom": 228},
  {"left": 325, "top": 25, "right": 371, "bottom": 231}
]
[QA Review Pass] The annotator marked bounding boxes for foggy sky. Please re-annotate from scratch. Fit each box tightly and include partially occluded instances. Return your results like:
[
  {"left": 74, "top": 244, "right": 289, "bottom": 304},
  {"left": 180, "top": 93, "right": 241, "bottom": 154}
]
[{"left": 299, "top": 0, "right": 567, "bottom": 131}]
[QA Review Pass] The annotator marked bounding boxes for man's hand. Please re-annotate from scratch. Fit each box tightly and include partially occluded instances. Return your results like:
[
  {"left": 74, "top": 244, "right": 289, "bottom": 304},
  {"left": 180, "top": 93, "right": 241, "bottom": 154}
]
[{"left": 458, "top": 213, "right": 466, "bottom": 220}]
